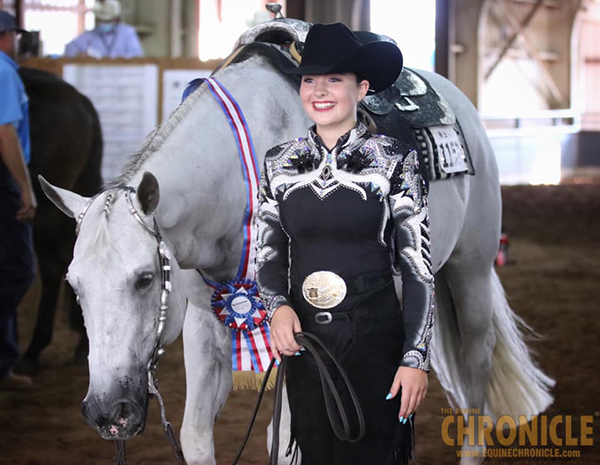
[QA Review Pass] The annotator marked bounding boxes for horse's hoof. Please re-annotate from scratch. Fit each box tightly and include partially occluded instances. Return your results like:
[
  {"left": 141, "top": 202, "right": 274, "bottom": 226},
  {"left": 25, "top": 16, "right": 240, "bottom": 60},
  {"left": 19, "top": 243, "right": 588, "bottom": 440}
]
[
  {"left": 13, "top": 356, "right": 41, "bottom": 375},
  {"left": 73, "top": 336, "right": 89, "bottom": 364}
]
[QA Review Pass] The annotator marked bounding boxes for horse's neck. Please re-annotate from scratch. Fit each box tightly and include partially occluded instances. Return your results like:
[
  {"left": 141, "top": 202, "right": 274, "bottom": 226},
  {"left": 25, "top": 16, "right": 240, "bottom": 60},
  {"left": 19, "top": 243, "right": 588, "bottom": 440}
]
[
  {"left": 128, "top": 57, "right": 310, "bottom": 275},
  {"left": 215, "top": 57, "right": 312, "bottom": 164}
]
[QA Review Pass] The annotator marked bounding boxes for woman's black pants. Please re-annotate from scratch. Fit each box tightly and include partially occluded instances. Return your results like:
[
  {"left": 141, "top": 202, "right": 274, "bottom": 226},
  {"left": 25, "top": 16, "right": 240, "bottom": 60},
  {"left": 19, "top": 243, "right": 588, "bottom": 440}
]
[{"left": 286, "top": 281, "right": 414, "bottom": 465}]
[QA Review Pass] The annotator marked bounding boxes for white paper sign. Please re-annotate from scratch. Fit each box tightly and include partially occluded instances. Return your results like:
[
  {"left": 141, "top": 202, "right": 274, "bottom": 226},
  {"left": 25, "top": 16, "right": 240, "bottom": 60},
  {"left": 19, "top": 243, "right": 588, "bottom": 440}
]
[
  {"left": 63, "top": 64, "right": 159, "bottom": 181},
  {"left": 428, "top": 126, "right": 468, "bottom": 174}
]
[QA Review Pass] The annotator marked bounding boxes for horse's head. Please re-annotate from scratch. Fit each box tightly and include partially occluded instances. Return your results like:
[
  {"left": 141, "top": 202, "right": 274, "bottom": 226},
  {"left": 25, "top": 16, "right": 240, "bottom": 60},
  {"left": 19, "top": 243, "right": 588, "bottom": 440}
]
[{"left": 39, "top": 172, "right": 187, "bottom": 440}]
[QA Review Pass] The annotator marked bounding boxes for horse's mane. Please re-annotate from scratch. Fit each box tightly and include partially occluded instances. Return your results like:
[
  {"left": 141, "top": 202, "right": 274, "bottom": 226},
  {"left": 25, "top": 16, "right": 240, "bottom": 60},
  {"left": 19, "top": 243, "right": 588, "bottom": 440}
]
[
  {"left": 86, "top": 213, "right": 114, "bottom": 254},
  {"left": 104, "top": 43, "right": 298, "bottom": 190},
  {"left": 77, "top": 193, "right": 119, "bottom": 258}
]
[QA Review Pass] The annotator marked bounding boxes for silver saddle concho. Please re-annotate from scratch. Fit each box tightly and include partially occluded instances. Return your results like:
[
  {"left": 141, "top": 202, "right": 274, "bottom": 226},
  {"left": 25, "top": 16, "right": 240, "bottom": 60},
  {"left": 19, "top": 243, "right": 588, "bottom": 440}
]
[{"left": 302, "top": 271, "right": 347, "bottom": 324}]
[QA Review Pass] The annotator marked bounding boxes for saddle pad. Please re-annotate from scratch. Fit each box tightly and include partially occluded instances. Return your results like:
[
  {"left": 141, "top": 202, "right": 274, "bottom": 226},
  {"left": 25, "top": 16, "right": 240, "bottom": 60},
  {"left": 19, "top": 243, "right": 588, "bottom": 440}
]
[
  {"left": 396, "top": 68, "right": 428, "bottom": 96},
  {"left": 413, "top": 121, "right": 475, "bottom": 181},
  {"left": 364, "top": 97, "right": 474, "bottom": 182},
  {"left": 362, "top": 68, "right": 425, "bottom": 116},
  {"left": 362, "top": 68, "right": 455, "bottom": 128},
  {"left": 396, "top": 69, "right": 455, "bottom": 128},
  {"left": 361, "top": 85, "right": 400, "bottom": 115}
]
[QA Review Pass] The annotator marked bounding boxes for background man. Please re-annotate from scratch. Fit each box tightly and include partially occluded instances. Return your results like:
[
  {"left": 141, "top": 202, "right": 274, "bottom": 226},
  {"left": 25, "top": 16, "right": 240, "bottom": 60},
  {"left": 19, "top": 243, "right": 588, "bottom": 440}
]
[
  {"left": 64, "top": 0, "right": 143, "bottom": 59},
  {"left": 0, "top": 10, "right": 36, "bottom": 390}
]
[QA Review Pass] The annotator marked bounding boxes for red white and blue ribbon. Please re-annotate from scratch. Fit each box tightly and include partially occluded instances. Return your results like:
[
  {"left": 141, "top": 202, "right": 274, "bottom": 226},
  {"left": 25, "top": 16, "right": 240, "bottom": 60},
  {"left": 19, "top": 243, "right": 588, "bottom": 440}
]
[{"left": 198, "top": 77, "right": 273, "bottom": 373}]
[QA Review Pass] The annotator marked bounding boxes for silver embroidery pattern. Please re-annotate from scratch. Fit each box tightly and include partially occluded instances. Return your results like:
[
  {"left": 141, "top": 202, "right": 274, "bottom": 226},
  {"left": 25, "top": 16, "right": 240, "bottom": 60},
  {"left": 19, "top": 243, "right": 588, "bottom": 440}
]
[
  {"left": 264, "top": 126, "right": 405, "bottom": 247},
  {"left": 405, "top": 289, "right": 435, "bottom": 371},
  {"left": 403, "top": 350, "right": 429, "bottom": 371},
  {"left": 259, "top": 127, "right": 435, "bottom": 369},
  {"left": 256, "top": 197, "right": 280, "bottom": 263},
  {"left": 267, "top": 128, "right": 400, "bottom": 203},
  {"left": 395, "top": 208, "right": 433, "bottom": 283},
  {"left": 390, "top": 152, "right": 433, "bottom": 283},
  {"left": 256, "top": 157, "right": 292, "bottom": 317},
  {"left": 388, "top": 150, "right": 435, "bottom": 371}
]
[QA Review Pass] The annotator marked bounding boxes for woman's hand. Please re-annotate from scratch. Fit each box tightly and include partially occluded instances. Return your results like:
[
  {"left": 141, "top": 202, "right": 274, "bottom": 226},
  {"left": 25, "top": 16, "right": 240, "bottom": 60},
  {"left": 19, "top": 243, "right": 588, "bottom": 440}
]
[
  {"left": 269, "top": 305, "right": 303, "bottom": 362},
  {"left": 387, "top": 366, "right": 428, "bottom": 421}
]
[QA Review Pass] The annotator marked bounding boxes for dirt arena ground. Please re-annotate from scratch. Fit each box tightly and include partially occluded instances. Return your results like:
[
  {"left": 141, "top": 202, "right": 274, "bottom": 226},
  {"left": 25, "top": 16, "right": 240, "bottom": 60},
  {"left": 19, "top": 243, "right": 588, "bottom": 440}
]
[{"left": 1, "top": 183, "right": 599, "bottom": 465}]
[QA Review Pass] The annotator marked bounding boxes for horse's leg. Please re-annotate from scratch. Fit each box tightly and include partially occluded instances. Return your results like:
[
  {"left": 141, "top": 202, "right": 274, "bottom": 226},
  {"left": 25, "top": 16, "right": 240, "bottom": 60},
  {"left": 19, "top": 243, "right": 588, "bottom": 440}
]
[
  {"left": 438, "top": 261, "right": 495, "bottom": 464},
  {"left": 434, "top": 175, "right": 552, "bottom": 463},
  {"left": 425, "top": 172, "right": 498, "bottom": 463},
  {"left": 180, "top": 275, "right": 232, "bottom": 465}
]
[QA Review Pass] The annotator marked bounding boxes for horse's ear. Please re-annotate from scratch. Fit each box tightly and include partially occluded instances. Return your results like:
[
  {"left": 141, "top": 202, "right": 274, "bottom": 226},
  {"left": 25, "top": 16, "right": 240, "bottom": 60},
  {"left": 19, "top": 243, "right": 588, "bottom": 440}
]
[
  {"left": 38, "top": 175, "right": 89, "bottom": 219},
  {"left": 137, "top": 172, "right": 160, "bottom": 215}
]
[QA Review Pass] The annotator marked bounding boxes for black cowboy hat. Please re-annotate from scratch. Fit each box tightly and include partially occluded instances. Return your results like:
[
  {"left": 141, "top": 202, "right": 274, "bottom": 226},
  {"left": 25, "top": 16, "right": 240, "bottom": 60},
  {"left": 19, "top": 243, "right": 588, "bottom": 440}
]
[{"left": 278, "top": 22, "right": 403, "bottom": 94}]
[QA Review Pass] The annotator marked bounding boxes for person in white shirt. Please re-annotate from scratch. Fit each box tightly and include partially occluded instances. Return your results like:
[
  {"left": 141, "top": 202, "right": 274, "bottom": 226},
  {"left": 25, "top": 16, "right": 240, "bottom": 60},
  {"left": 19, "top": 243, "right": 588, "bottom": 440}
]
[{"left": 65, "top": 0, "right": 143, "bottom": 59}]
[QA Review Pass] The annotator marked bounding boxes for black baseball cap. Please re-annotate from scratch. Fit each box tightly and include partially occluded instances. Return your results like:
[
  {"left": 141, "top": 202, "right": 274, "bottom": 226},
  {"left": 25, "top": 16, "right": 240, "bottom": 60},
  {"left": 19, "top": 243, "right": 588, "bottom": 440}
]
[{"left": 0, "top": 11, "right": 27, "bottom": 34}]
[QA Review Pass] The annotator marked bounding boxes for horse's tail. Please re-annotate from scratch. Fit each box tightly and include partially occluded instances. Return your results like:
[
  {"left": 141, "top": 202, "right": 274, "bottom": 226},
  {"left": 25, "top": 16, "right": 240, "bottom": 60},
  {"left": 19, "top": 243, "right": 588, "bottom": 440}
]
[
  {"left": 431, "top": 268, "right": 554, "bottom": 422},
  {"left": 484, "top": 269, "right": 555, "bottom": 421}
]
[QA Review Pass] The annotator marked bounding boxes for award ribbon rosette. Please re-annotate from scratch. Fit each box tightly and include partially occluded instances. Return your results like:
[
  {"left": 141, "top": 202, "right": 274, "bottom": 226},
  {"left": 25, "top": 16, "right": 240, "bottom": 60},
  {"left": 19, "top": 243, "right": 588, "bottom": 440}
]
[{"left": 197, "top": 78, "right": 274, "bottom": 389}]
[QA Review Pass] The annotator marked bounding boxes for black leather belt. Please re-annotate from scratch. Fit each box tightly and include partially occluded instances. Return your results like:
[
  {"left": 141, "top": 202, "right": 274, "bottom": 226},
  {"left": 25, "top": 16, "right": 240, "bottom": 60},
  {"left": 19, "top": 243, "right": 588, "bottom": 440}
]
[
  {"left": 293, "top": 272, "right": 392, "bottom": 295},
  {"left": 344, "top": 272, "right": 393, "bottom": 294},
  {"left": 293, "top": 272, "right": 393, "bottom": 325}
]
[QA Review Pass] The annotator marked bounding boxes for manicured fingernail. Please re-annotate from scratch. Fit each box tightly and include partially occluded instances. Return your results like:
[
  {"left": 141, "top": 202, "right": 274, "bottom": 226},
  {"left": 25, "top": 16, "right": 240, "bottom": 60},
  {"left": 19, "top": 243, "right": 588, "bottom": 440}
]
[
  {"left": 275, "top": 359, "right": 280, "bottom": 367},
  {"left": 294, "top": 352, "right": 302, "bottom": 356},
  {"left": 399, "top": 416, "right": 404, "bottom": 422},
  {"left": 385, "top": 393, "right": 392, "bottom": 400},
  {"left": 403, "top": 418, "right": 408, "bottom": 424},
  {"left": 300, "top": 348, "right": 306, "bottom": 352},
  {"left": 409, "top": 413, "right": 414, "bottom": 419}
]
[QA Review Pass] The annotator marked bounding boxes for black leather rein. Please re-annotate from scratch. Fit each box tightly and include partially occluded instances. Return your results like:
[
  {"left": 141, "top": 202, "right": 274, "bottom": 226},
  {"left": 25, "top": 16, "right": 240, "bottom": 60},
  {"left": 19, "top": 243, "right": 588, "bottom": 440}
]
[{"left": 231, "top": 332, "right": 366, "bottom": 465}]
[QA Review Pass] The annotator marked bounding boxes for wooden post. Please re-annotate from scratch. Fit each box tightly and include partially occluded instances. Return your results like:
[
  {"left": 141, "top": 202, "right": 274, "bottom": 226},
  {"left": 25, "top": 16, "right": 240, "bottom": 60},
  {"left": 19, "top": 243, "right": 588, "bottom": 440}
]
[
  {"left": 435, "top": 0, "right": 450, "bottom": 78},
  {"left": 15, "top": 0, "right": 22, "bottom": 28},
  {"left": 286, "top": 0, "right": 306, "bottom": 20},
  {"left": 78, "top": 0, "right": 86, "bottom": 35}
]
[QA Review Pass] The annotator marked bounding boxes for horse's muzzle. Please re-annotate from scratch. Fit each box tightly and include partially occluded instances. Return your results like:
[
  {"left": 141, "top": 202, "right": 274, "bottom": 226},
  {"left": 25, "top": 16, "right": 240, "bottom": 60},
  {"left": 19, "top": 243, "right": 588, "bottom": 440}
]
[{"left": 82, "top": 397, "right": 146, "bottom": 440}]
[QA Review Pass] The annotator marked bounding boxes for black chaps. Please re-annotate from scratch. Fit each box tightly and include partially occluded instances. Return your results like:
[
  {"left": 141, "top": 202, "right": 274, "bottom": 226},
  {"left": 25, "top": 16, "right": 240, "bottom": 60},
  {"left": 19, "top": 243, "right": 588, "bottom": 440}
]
[{"left": 286, "top": 280, "right": 414, "bottom": 465}]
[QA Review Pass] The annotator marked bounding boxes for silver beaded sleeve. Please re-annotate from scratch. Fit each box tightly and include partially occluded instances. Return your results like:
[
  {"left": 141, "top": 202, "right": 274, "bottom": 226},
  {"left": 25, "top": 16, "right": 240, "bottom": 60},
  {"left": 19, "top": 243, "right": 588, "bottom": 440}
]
[
  {"left": 388, "top": 149, "right": 435, "bottom": 372},
  {"left": 256, "top": 152, "right": 292, "bottom": 318}
]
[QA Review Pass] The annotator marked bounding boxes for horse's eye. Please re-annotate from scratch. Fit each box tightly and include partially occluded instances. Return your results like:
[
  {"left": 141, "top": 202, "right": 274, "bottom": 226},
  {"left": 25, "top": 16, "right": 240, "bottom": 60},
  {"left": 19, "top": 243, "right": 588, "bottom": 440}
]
[{"left": 135, "top": 273, "right": 154, "bottom": 290}]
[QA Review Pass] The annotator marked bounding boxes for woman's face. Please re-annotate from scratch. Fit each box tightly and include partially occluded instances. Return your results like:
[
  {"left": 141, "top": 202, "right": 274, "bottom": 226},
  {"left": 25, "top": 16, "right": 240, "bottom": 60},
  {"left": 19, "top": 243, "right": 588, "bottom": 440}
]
[{"left": 300, "top": 73, "right": 369, "bottom": 132}]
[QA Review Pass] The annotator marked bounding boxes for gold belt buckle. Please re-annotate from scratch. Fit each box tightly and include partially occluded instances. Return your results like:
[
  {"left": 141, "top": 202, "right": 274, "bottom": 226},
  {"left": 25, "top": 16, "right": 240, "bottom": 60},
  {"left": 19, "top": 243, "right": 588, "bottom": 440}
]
[{"left": 302, "top": 271, "right": 347, "bottom": 309}]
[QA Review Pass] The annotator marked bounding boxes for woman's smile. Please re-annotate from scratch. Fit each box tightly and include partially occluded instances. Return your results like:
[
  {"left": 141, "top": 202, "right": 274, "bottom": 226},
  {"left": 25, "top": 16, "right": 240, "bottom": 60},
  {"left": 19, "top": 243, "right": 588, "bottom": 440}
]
[{"left": 312, "top": 101, "right": 336, "bottom": 112}]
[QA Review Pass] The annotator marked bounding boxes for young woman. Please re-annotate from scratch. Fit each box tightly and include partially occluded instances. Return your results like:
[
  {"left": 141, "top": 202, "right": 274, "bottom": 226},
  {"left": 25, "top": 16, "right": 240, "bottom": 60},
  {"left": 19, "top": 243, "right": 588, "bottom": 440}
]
[{"left": 256, "top": 23, "right": 434, "bottom": 464}]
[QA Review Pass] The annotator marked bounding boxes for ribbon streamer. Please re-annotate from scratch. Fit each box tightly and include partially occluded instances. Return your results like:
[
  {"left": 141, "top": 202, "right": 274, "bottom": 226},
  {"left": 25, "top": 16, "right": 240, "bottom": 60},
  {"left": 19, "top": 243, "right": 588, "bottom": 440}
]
[{"left": 195, "top": 78, "right": 273, "bottom": 374}]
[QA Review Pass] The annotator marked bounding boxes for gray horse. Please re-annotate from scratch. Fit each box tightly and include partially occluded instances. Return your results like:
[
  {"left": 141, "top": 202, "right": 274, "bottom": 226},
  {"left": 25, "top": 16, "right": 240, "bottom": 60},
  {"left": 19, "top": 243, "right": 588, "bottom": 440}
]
[{"left": 39, "top": 21, "right": 553, "bottom": 465}]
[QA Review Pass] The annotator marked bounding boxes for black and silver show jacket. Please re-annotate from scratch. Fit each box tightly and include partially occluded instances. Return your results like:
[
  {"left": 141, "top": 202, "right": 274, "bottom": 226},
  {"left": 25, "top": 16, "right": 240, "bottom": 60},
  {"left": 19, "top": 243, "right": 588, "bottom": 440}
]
[{"left": 256, "top": 123, "right": 434, "bottom": 371}]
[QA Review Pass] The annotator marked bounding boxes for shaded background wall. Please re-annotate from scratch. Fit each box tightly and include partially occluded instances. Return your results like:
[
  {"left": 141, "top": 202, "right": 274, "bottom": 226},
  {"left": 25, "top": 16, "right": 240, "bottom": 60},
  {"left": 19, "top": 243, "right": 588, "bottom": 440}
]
[{"left": 3, "top": 0, "right": 599, "bottom": 182}]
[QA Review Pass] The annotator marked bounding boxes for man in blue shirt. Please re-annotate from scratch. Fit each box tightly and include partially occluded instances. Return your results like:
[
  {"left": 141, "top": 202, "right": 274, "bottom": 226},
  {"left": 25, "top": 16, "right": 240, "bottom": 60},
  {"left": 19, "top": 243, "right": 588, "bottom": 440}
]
[
  {"left": 0, "top": 10, "right": 36, "bottom": 390},
  {"left": 64, "top": 0, "right": 143, "bottom": 59}
]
